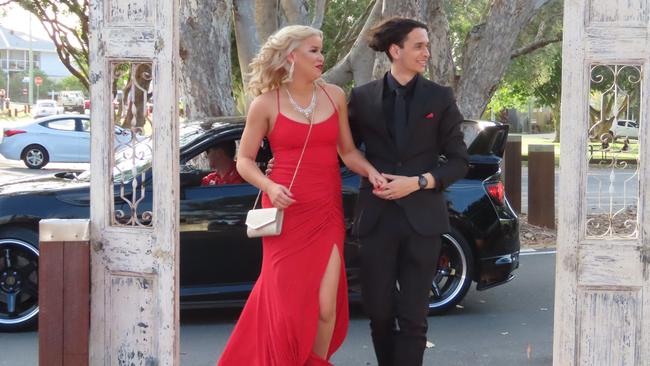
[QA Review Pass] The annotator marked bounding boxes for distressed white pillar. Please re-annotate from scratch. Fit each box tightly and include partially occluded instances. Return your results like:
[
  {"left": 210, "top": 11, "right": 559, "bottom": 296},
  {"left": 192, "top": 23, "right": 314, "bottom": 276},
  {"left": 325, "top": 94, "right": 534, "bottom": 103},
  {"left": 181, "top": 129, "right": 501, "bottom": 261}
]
[
  {"left": 554, "top": 1, "right": 650, "bottom": 365},
  {"left": 88, "top": 0, "right": 180, "bottom": 364}
]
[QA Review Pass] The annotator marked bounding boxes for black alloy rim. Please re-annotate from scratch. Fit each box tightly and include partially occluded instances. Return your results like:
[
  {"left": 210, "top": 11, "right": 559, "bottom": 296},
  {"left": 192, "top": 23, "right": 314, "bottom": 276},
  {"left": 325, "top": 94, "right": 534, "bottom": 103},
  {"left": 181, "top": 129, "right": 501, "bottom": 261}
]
[
  {"left": 429, "top": 234, "right": 467, "bottom": 309},
  {"left": 0, "top": 240, "right": 39, "bottom": 325}
]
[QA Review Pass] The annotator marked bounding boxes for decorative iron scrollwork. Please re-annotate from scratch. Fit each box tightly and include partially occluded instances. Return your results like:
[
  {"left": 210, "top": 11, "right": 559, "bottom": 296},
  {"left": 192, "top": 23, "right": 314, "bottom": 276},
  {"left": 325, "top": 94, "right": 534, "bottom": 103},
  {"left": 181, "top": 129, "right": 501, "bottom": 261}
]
[
  {"left": 586, "top": 64, "right": 641, "bottom": 239},
  {"left": 111, "top": 62, "right": 154, "bottom": 227}
]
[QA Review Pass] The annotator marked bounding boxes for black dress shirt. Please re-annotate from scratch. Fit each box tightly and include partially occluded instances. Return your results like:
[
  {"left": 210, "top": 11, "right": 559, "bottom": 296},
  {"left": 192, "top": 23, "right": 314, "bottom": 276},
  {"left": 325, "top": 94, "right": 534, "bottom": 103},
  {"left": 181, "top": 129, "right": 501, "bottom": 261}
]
[{"left": 383, "top": 72, "right": 419, "bottom": 144}]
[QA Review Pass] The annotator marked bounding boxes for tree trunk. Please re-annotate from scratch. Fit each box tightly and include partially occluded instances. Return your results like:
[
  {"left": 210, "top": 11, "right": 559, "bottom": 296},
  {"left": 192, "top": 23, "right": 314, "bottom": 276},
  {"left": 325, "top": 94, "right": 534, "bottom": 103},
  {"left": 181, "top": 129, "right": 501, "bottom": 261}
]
[
  {"left": 455, "top": 0, "right": 551, "bottom": 119},
  {"left": 553, "top": 103, "right": 561, "bottom": 143},
  {"left": 311, "top": 0, "right": 327, "bottom": 29},
  {"left": 255, "top": 0, "right": 280, "bottom": 41},
  {"left": 121, "top": 64, "right": 152, "bottom": 129},
  {"left": 425, "top": 0, "right": 455, "bottom": 87},
  {"left": 180, "top": 0, "right": 236, "bottom": 119},
  {"left": 234, "top": 0, "right": 260, "bottom": 87},
  {"left": 322, "top": 0, "right": 382, "bottom": 86},
  {"left": 280, "top": 0, "right": 309, "bottom": 25}
]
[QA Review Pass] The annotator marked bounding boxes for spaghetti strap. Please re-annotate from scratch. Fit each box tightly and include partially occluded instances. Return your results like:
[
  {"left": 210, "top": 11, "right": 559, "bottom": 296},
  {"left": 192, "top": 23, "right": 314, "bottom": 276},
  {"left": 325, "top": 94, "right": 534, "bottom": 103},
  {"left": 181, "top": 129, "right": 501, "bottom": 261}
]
[{"left": 319, "top": 84, "right": 337, "bottom": 111}]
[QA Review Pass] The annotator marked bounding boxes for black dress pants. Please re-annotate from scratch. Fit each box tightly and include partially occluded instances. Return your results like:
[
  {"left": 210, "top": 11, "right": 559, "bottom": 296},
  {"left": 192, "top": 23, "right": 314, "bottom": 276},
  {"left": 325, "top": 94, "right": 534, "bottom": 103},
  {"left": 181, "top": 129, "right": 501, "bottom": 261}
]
[{"left": 360, "top": 203, "right": 442, "bottom": 366}]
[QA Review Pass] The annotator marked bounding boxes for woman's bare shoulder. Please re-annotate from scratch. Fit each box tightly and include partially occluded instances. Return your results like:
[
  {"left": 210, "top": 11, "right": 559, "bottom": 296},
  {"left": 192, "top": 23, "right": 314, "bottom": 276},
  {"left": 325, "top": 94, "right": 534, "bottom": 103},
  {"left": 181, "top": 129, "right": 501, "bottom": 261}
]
[
  {"left": 249, "top": 89, "right": 279, "bottom": 112},
  {"left": 320, "top": 82, "right": 346, "bottom": 103}
]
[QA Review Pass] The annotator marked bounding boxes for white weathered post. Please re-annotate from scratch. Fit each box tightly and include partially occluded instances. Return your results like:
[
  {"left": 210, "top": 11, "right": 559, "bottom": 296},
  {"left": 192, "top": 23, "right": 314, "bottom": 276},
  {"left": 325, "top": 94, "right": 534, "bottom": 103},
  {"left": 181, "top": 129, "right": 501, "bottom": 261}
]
[
  {"left": 555, "top": 1, "right": 650, "bottom": 365},
  {"left": 88, "top": 0, "right": 180, "bottom": 364}
]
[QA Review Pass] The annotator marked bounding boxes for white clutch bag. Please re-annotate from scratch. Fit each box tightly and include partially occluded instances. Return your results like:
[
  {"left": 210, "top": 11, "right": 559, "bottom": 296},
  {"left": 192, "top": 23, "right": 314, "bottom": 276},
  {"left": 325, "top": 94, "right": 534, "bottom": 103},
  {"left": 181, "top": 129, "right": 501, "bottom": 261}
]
[{"left": 245, "top": 207, "right": 284, "bottom": 238}]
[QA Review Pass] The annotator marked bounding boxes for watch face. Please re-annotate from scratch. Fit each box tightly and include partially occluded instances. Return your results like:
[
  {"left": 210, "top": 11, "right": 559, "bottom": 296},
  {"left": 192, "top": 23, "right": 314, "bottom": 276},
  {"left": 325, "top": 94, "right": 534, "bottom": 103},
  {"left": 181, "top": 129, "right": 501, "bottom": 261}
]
[{"left": 418, "top": 175, "right": 427, "bottom": 189}]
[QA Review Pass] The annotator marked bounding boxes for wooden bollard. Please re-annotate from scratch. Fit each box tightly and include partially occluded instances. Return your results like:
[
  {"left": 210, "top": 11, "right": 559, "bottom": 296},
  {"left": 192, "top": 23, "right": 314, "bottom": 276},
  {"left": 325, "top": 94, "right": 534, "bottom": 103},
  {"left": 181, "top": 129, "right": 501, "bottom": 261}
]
[
  {"left": 39, "top": 219, "right": 90, "bottom": 366},
  {"left": 528, "top": 145, "right": 555, "bottom": 229},
  {"left": 503, "top": 134, "right": 522, "bottom": 213}
]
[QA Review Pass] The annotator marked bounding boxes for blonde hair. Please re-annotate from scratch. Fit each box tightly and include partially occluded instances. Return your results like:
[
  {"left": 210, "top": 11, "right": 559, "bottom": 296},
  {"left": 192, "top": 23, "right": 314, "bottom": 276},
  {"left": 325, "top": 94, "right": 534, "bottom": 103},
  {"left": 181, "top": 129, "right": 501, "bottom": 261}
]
[{"left": 247, "top": 25, "right": 323, "bottom": 97}]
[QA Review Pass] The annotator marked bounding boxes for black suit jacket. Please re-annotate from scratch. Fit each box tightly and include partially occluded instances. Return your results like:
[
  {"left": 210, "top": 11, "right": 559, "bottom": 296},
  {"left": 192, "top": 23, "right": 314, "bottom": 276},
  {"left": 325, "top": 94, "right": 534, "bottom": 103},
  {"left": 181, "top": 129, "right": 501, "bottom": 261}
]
[{"left": 349, "top": 75, "right": 469, "bottom": 237}]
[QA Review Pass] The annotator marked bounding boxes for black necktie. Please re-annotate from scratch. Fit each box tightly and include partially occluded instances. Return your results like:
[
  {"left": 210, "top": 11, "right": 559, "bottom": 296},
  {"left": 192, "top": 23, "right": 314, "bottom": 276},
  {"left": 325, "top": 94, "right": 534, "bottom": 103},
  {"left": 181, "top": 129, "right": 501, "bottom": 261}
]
[{"left": 394, "top": 87, "right": 407, "bottom": 149}]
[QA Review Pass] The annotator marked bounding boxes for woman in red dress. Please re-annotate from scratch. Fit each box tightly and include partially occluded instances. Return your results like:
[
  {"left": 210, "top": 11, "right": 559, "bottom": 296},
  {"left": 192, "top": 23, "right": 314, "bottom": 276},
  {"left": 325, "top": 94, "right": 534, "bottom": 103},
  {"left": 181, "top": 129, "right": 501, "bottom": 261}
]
[{"left": 217, "top": 25, "right": 386, "bottom": 366}]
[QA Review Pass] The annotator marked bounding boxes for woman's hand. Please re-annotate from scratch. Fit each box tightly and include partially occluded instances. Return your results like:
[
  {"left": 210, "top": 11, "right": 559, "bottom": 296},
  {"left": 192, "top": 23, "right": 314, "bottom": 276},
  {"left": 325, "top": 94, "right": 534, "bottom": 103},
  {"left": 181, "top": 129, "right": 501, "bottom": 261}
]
[
  {"left": 368, "top": 170, "right": 388, "bottom": 190},
  {"left": 373, "top": 174, "right": 419, "bottom": 200},
  {"left": 266, "top": 183, "right": 295, "bottom": 209}
]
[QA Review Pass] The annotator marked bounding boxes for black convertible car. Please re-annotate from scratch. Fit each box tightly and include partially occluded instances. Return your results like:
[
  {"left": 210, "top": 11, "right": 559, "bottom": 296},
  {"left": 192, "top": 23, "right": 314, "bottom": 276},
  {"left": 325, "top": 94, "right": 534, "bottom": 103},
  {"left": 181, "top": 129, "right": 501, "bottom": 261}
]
[{"left": 0, "top": 117, "right": 519, "bottom": 332}]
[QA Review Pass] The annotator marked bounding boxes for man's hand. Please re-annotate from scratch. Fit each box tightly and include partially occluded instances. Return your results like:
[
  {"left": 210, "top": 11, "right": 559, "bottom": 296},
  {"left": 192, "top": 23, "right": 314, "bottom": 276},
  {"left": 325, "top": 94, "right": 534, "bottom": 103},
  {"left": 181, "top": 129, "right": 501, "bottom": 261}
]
[
  {"left": 373, "top": 173, "right": 419, "bottom": 200},
  {"left": 265, "top": 158, "right": 275, "bottom": 175},
  {"left": 266, "top": 182, "right": 295, "bottom": 209}
]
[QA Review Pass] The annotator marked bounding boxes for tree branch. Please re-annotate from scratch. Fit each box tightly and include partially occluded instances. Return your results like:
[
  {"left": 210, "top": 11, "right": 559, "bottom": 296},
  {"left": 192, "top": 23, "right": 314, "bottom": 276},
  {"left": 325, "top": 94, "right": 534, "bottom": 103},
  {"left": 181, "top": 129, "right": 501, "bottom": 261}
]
[
  {"left": 511, "top": 35, "right": 562, "bottom": 59},
  {"left": 280, "top": 0, "right": 309, "bottom": 25},
  {"left": 310, "top": 0, "right": 327, "bottom": 29},
  {"left": 16, "top": 0, "right": 90, "bottom": 88},
  {"left": 323, "top": 0, "right": 382, "bottom": 86},
  {"left": 426, "top": 0, "right": 456, "bottom": 87}
]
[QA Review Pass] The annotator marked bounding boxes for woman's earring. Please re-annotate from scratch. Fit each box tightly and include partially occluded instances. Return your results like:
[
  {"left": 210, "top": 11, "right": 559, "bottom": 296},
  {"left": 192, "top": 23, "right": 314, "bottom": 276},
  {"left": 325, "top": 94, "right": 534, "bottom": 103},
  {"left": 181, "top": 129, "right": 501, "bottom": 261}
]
[{"left": 288, "top": 61, "right": 295, "bottom": 81}]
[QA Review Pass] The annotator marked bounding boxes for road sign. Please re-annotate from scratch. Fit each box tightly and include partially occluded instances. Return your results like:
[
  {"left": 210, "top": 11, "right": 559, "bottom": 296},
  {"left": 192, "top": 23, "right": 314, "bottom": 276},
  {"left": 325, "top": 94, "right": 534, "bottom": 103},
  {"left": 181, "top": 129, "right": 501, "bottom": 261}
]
[{"left": 35, "top": 77, "right": 43, "bottom": 86}]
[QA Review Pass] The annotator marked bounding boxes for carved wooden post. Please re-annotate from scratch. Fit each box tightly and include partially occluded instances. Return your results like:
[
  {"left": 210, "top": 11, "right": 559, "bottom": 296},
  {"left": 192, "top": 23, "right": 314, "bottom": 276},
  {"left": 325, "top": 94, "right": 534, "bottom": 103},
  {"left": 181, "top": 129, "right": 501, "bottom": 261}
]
[
  {"left": 554, "top": 1, "right": 650, "bottom": 364},
  {"left": 88, "top": 0, "right": 180, "bottom": 364}
]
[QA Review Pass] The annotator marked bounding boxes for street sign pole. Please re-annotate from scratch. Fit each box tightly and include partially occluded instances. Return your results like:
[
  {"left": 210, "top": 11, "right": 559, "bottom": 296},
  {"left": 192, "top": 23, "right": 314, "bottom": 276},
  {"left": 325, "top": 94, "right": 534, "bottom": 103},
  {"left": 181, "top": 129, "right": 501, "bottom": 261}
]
[
  {"left": 34, "top": 77, "right": 42, "bottom": 101},
  {"left": 28, "top": 13, "right": 34, "bottom": 106}
]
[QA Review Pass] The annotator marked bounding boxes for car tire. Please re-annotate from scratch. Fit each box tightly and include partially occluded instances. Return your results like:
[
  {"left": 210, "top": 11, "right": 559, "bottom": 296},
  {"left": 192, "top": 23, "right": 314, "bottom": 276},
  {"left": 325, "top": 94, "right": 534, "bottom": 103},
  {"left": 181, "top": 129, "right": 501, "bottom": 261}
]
[
  {"left": 0, "top": 226, "right": 39, "bottom": 332},
  {"left": 21, "top": 145, "right": 49, "bottom": 169},
  {"left": 428, "top": 229, "right": 474, "bottom": 315}
]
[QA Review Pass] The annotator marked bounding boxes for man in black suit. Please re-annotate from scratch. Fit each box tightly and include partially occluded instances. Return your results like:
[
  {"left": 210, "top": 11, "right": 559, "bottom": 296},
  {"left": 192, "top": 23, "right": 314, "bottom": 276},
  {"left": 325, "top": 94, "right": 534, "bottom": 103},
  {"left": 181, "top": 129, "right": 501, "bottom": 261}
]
[{"left": 348, "top": 18, "right": 469, "bottom": 366}]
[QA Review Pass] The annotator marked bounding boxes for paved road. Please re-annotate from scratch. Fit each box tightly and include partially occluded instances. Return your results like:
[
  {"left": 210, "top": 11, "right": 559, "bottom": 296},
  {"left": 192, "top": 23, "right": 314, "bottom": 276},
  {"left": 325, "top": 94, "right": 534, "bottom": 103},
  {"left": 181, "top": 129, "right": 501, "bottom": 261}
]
[
  {"left": 0, "top": 250, "right": 556, "bottom": 366},
  {"left": 0, "top": 155, "right": 88, "bottom": 185}
]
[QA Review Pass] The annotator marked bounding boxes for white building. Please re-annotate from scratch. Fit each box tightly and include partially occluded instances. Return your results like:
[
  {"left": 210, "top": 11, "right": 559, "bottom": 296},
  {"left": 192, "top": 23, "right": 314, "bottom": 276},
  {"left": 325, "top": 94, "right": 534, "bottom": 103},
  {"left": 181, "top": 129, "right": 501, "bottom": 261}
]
[{"left": 0, "top": 24, "right": 71, "bottom": 80}]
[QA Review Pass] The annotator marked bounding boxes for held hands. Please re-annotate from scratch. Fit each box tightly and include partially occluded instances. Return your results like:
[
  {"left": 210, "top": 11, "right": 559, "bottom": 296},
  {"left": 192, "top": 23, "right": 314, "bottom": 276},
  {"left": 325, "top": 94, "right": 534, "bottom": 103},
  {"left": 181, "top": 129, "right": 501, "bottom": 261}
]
[
  {"left": 373, "top": 173, "right": 419, "bottom": 200},
  {"left": 368, "top": 170, "right": 388, "bottom": 191},
  {"left": 266, "top": 183, "right": 295, "bottom": 209}
]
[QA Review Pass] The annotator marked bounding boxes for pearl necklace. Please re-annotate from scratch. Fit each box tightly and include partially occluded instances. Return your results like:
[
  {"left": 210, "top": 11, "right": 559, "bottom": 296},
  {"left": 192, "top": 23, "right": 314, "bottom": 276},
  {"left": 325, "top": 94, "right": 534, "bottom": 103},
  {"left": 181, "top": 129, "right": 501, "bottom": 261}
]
[{"left": 285, "top": 83, "right": 317, "bottom": 120}]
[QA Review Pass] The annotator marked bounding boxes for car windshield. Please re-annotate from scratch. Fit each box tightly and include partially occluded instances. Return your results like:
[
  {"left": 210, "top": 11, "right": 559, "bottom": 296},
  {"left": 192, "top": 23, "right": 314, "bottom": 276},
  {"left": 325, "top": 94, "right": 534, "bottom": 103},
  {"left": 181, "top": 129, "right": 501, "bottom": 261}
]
[
  {"left": 75, "top": 124, "right": 207, "bottom": 182},
  {"left": 38, "top": 102, "right": 55, "bottom": 108}
]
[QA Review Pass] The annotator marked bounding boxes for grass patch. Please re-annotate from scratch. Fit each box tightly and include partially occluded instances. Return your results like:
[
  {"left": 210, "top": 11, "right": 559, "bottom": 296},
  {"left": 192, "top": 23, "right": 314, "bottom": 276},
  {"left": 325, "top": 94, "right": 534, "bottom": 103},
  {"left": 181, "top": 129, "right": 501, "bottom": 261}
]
[{"left": 515, "top": 133, "right": 638, "bottom": 165}]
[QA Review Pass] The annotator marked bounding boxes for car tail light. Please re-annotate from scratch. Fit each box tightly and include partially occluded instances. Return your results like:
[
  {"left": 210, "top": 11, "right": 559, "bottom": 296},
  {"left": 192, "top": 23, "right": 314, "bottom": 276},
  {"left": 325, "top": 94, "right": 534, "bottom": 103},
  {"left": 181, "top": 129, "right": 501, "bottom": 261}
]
[
  {"left": 485, "top": 181, "right": 505, "bottom": 205},
  {"left": 3, "top": 130, "right": 26, "bottom": 137}
]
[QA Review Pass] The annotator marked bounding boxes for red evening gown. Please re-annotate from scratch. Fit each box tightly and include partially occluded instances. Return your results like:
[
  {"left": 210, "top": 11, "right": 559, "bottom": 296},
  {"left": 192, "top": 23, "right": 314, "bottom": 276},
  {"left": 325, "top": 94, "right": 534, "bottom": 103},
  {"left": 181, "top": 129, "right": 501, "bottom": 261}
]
[{"left": 217, "top": 87, "right": 349, "bottom": 366}]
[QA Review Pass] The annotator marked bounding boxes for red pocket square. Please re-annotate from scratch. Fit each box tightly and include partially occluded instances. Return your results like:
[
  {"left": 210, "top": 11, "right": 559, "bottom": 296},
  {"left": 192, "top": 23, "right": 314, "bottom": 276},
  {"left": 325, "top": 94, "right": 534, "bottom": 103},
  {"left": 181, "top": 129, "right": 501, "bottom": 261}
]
[{"left": 425, "top": 112, "right": 435, "bottom": 119}]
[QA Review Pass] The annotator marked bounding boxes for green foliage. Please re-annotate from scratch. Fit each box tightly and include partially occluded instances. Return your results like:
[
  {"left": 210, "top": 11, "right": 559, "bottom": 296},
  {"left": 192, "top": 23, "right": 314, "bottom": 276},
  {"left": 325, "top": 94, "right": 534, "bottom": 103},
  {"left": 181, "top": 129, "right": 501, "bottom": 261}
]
[
  {"left": 486, "top": 0, "right": 563, "bottom": 116},
  {"left": 533, "top": 48, "right": 561, "bottom": 109},
  {"left": 319, "top": 0, "right": 374, "bottom": 70},
  {"left": 57, "top": 75, "right": 87, "bottom": 93}
]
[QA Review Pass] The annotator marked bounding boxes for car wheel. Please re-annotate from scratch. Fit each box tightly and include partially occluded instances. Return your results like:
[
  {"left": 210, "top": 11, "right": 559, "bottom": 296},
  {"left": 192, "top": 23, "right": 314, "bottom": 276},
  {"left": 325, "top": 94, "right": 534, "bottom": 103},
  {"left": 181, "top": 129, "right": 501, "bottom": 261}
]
[
  {"left": 428, "top": 229, "right": 474, "bottom": 315},
  {"left": 0, "top": 226, "right": 39, "bottom": 332},
  {"left": 21, "top": 145, "right": 49, "bottom": 169}
]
